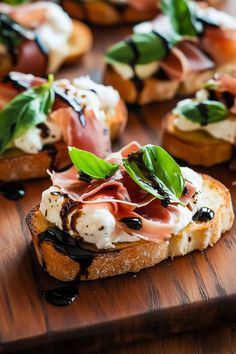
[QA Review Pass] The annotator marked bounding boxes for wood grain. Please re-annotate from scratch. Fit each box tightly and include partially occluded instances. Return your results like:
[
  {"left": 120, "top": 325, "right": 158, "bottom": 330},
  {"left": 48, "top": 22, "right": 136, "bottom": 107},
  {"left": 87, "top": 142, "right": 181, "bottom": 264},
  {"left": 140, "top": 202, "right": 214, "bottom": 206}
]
[{"left": 1, "top": 1, "right": 236, "bottom": 353}]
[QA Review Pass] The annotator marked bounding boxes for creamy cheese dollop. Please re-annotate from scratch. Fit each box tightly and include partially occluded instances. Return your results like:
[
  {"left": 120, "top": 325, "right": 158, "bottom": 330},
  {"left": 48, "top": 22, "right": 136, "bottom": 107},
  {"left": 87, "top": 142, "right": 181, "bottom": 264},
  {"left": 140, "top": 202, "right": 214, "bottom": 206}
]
[
  {"left": 55, "top": 76, "right": 120, "bottom": 121},
  {"left": 173, "top": 99, "right": 236, "bottom": 144},
  {"left": 39, "top": 167, "right": 203, "bottom": 250},
  {"left": 39, "top": 187, "right": 140, "bottom": 249},
  {"left": 33, "top": 2, "right": 73, "bottom": 73},
  {"left": 14, "top": 119, "right": 62, "bottom": 154}
]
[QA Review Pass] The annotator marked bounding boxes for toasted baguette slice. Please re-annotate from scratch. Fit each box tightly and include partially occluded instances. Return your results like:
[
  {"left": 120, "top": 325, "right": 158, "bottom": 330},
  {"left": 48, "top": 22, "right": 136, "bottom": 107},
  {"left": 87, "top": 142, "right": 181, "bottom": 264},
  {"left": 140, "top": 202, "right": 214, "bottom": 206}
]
[
  {"left": 104, "top": 65, "right": 215, "bottom": 105},
  {"left": 162, "top": 113, "right": 233, "bottom": 166},
  {"left": 26, "top": 174, "right": 234, "bottom": 281},
  {"left": 61, "top": 0, "right": 157, "bottom": 26},
  {"left": 0, "top": 99, "right": 127, "bottom": 182},
  {"left": 65, "top": 20, "right": 93, "bottom": 63}
]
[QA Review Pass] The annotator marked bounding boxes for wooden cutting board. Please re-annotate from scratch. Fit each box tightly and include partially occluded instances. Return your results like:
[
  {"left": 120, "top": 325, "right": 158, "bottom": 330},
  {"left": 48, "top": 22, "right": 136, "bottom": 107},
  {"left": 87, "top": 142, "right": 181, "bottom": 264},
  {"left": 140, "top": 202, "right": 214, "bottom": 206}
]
[{"left": 1, "top": 2, "right": 236, "bottom": 353}]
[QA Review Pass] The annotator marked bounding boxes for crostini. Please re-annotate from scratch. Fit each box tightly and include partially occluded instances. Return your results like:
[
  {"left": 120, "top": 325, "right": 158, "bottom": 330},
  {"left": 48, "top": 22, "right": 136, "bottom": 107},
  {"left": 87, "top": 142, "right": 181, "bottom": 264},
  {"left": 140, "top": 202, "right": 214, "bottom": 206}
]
[
  {"left": 26, "top": 142, "right": 234, "bottom": 281},
  {"left": 163, "top": 72, "right": 236, "bottom": 166},
  {"left": 104, "top": 0, "right": 236, "bottom": 105},
  {"left": 60, "top": 0, "right": 224, "bottom": 26},
  {"left": 0, "top": 1, "right": 92, "bottom": 77},
  {"left": 60, "top": 0, "right": 159, "bottom": 26},
  {"left": 0, "top": 72, "right": 127, "bottom": 181}
]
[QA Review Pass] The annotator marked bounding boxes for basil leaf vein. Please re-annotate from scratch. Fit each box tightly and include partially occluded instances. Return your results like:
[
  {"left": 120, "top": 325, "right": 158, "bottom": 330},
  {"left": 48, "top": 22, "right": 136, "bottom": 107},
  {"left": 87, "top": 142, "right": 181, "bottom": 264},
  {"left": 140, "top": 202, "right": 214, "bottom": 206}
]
[
  {"left": 68, "top": 147, "right": 119, "bottom": 180},
  {"left": 174, "top": 99, "right": 229, "bottom": 125},
  {"left": 0, "top": 75, "right": 55, "bottom": 153},
  {"left": 123, "top": 145, "right": 185, "bottom": 205}
]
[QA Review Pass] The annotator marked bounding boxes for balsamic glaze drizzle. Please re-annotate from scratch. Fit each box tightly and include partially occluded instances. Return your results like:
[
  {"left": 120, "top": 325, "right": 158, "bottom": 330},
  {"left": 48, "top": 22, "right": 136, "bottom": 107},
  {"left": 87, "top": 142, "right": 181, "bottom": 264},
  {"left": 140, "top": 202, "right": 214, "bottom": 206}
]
[
  {"left": 127, "top": 151, "right": 170, "bottom": 207},
  {"left": 37, "top": 123, "right": 51, "bottom": 139},
  {"left": 125, "top": 38, "right": 144, "bottom": 95},
  {"left": 55, "top": 87, "right": 86, "bottom": 127},
  {"left": 192, "top": 207, "right": 215, "bottom": 222},
  {"left": 124, "top": 31, "right": 171, "bottom": 100},
  {"left": 0, "top": 13, "right": 48, "bottom": 66},
  {"left": 198, "top": 103, "right": 209, "bottom": 126},
  {"left": 0, "top": 183, "right": 25, "bottom": 201},
  {"left": 39, "top": 227, "right": 97, "bottom": 274}
]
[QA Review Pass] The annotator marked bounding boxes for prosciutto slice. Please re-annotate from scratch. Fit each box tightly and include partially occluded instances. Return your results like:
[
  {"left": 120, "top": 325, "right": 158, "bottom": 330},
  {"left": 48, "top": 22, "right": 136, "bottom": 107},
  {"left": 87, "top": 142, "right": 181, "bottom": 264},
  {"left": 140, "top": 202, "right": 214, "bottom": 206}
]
[
  {"left": 50, "top": 107, "right": 111, "bottom": 158},
  {"left": 160, "top": 41, "right": 214, "bottom": 80},
  {"left": 49, "top": 142, "right": 197, "bottom": 243},
  {"left": 0, "top": 3, "right": 48, "bottom": 76},
  {"left": 200, "top": 27, "right": 236, "bottom": 66}
]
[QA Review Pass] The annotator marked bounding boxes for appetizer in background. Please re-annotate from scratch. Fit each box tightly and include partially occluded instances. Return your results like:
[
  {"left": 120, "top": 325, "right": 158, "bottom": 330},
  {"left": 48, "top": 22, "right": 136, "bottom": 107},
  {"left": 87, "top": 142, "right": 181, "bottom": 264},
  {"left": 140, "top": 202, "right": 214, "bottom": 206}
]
[
  {"left": 104, "top": 0, "right": 236, "bottom": 105},
  {"left": 26, "top": 142, "right": 234, "bottom": 281},
  {"left": 60, "top": 0, "right": 158, "bottom": 26},
  {"left": 60, "top": 0, "right": 224, "bottom": 26},
  {"left": 0, "top": 72, "right": 127, "bottom": 181},
  {"left": 163, "top": 72, "right": 236, "bottom": 166},
  {"left": 0, "top": 2, "right": 92, "bottom": 77}
]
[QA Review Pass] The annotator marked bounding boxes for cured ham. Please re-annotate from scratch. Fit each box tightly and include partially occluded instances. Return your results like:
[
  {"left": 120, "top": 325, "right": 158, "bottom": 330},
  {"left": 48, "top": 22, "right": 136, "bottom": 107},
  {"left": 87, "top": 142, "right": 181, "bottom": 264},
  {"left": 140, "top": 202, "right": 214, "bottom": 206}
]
[
  {"left": 200, "top": 27, "right": 236, "bottom": 66},
  {"left": 0, "top": 5, "right": 48, "bottom": 77},
  {"left": 160, "top": 41, "right": 214, "bottom": 80},
  {"left": 206, "top": 72, "right": 236, "bottom": 114},
  {"left": 50, "top": 107, "right": 111, "bottom": 158},
  {"left": 49, "top": 142, "right": 197, "bottom": 243}
]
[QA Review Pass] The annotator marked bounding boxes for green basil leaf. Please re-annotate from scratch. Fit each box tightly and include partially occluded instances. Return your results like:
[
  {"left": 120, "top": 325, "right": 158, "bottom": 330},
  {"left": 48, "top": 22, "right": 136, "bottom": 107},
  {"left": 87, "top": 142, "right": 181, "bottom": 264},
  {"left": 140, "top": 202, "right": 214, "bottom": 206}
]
[
  {"left": 68, "top": 147, "right": 119, "bottom": 180},
  {"left": 160, "top": 0, "right": 203, "bottom": 37},
  {"left": 106, "top": 32, "right": 176, "bottom": 66},
  {"left": 122, "top": 145, "right": 185, "bottom": 205},
  {"left": 2, "top": 0, "right": 28, "bottom": 4},
  {"left": 0, "top": 75, "right": 55, "bottom": 153},
  {"left": 174, "top": 99, "right": 229, "bottom": 125}
]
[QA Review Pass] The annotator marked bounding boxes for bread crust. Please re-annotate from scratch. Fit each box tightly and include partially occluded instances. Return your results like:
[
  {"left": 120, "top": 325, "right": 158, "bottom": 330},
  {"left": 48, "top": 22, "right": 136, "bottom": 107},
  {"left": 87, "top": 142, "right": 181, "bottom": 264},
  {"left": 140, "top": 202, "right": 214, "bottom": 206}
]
[
  {"left": 65, "top": 20, "right": 93, "bottom": 63},
  {"left": 162, "top": 113, "right": 233, "bottom": 166},
  {"left": 0, "top": 99, "right": 127, "bottom": 182},
  {"left": 25, "top": 174, "right": 234, "bottom": 281},
  {"left": 60, "top": 0, "right": 157, "bottom": 26},
  {"left": 104, "top": 65, "right": 217, "bottom": 105}
]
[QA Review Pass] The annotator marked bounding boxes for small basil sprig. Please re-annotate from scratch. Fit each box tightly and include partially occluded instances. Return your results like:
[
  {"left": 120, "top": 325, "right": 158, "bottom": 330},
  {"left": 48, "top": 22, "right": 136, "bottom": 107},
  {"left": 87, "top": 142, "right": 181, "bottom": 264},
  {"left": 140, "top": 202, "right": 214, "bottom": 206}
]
[
  {"left": 174, "top": 99, "right": 229, "bottom": 125},
  {"left": 123, "top": 145, "right": 185, "bottom": 205},
  {"left": 0, "top": 75, "right": 55, "bottom": 153},
  {"left": 106, "top": 31, "right": 179, "bottom": 66},
  {"left": 68, "top": 147, "right": 119, "bottom": 180},
  {"left": 68, "top": 145, "right": 185, "bottom": 206},
  {"left": 160, "top": 0, "right": 203, "bottom": 37}
]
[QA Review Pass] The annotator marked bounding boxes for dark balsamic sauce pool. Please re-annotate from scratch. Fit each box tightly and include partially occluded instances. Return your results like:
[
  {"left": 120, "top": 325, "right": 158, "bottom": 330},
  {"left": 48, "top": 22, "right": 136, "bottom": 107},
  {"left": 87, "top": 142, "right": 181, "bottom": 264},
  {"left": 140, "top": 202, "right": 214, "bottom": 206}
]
[
  {"left": 41, "top": 284, "right": 79, "bottom": 307},
  {"left": 0, "top": 183, "right": 25, "bottom": 201}
]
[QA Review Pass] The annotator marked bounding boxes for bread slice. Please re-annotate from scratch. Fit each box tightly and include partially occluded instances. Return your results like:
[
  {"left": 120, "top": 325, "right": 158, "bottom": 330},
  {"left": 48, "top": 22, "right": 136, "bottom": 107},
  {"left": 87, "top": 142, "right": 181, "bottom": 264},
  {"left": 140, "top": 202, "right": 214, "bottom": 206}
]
[
  {"left": 0, "top": 99, "right": 127, "bottom": 182},
  {"left": 162, "top": 113, "right": 233, "bottom": 166},
  {"left": 104, "top": 65, "right": 215, "bottom": 105},
  {"left": 60, "top": 0, "right": 157, "bottom": 26},
  {"left": 65, "top": 20, "right": 93, "bottom": 63},
  {"left": 25, "top": 174, "right": 234, "bottom": 281}
]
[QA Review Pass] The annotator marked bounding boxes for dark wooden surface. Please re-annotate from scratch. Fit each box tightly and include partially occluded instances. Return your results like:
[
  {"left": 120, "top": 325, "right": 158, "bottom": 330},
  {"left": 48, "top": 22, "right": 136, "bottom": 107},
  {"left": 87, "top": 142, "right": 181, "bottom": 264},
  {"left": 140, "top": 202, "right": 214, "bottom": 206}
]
[{"left": 1, "top": 1, "right": 236, "bottom": 353}]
